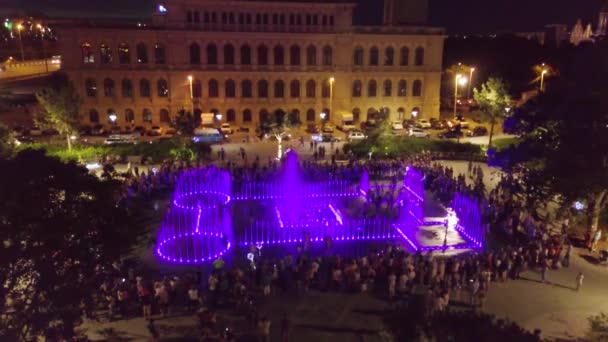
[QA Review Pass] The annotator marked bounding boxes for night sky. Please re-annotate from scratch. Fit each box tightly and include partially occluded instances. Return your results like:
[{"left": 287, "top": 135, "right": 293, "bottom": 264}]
[{"left": 1, "top": 0, "right": 604, "bottom": 34}]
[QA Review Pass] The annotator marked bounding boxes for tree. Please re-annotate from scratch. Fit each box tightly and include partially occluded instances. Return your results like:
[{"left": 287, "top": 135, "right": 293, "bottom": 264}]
[
  {"left": 0, "top": 149, "right": 139, "bottom": 340},
  {"left": 0, "top": 122, "right": 15, "bottom": 158},
  {"left": 35, "top": 73, "right": 81, "bottom": 151},
  {"left": 173, "top": 109, "right": 197, "bottom": 135},
  {"left": 474, "top": 77, "right": 511, "bottom": 148},
  {"left": 256, "top": 111, "right": 300, "bottom": 159},
  {"left": 495, "top": 42, "right": 608, "bottom": 231}
]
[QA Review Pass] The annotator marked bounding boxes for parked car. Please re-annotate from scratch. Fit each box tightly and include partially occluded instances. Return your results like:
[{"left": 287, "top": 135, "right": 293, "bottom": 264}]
[
  {"left": 392, "top": 121, "right": 404, "bottom": 130},
  {"left": 29, "top": 127, "right": 43, "bottom": 136},
  {"left": 220, "top": 123, "right": 233, "bottom": 135},
  {"left": 148, "top": 126, "right": 163, "bottom": 136},
  {"left": 471, "top": 126, "right": 488, "bottom": 136},
  {"left": 238, "top": 126, "right": 251, "bottom": 133},
  {"left": 78, "top": 125, "right": 92, "bottom": 136},
  {"left": 104, "top": 134, "right": 139, "bottom": 145},
  {"left": 307, "top": 124, "right": 320, "bottom": 134},
  {"left": 133, "top": 126, "right": 147, "bottom": 136},
  {"left": 14, "top": 135, "right": 34, "bottom": 144},
  {"left": 322, "top": 133, "right": 341, "bottom": 142},
  {"left": 121, "top": 126, "right": 133, "bottom": 134},
  {"left": 402, "top": 119, "right": 415, "bottom": 130},
  {"left": 347, "top": 130, "right": 366, "bottom": 142},
  {"left": 430, "top": 118, "right": 446, "bottom": 130},
  {"left": 42, "top": 128, "right": 59, "bottom": 136},
  {"left": 457, "top": 119, "right": 470, "bottom": 129},
  {"left": 415, "top": 119, "right": 431, "bottom": 129},
  {"left": 409, "top": 128, "right": 431, "bottom": 138},
  {"left": 165, "top": 128, "right": 176, "bottom": 136},
  {"left": 91, "top": 124, "right": 107, "bottom": 136},
  {"left": 322, "top": 124, "right": 335, "bottom": 133},
  {"left": 438, "top": 129, "right": 464, "bottom": 139},
  {"left": 109, "top": 126, "right": 122, "bottom": 135}
]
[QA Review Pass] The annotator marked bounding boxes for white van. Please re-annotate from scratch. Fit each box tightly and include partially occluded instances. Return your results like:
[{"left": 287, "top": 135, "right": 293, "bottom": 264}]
[{"left": 104, "top": 134, "right": 139, "bottom": 145}]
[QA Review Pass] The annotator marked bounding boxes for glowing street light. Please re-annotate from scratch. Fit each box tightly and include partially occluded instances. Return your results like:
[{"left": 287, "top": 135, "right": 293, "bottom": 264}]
[
  {"left": 454, "top": 74, "right": 467, "bottom": 117},
  {"left": 16, "top": 23, "right": 25, "bottom": 61},
  {"left": 320, "top": 112, "right": 327, "bottom": 120},
  {"left": 540, "top": 69, "right": 548, "bottom": 92},
  {"left": 37, "top": 24, "right": 49, "bottom": 72},
  {"left": 215, "top": 113, "right": 222, "bottom": 121},
  {"left": 467, "top": 67, "right": 475, "bottom": 101},
  {"left": 187, "top": 75, "right": 194, "bottom": 113},
  {"left": 411, "top": 109, "right": 419, "bottom": 118},
  {"left": 329, "top": 77, "right": 335, "bottom": 122},
  {"left": 109, "top": 114, "right": 117, "bottom": 125}
]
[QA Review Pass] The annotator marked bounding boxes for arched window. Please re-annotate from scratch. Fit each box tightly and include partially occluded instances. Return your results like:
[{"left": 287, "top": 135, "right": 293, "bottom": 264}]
[
  {"left": 384, "top": 47, "right": 394, "bottom": 66},
  {"left": 227, "top": 109, "right": 236, "bottom": 122},
  {"left": 274, "top": 80, "right": 284, "bottom": 98},
  {"left": 140, "top": 79, "right": 151, "bottom": 97},
  {"left": 306, "top": 109, "right": 315, "bottom": 122},
  {"left": 240, "top": 45, "right": 251, "bottom": 65},
  {"left": 242, "top": 80, "right": 252, "bottom": 98},
  {"left": 257, "top": 45, "right": 268, "bottom": 65},
  {"left": 306, "top": 45, "right": 316, "bottom": 65},
  {"left": 412, "top": 80, "right": 422, "bottom": 96},
  {"left": 125, "top": 108, "right": 135, "bottom": 123},
  {"left": 369, "top": 47, "right": 379, "bottom": 66},
  {"left": 85, "top": 78, "right": 97, "bottom": 97},
  {"left": 121, "top": 79, "right": 133, "bottom": 98},
  {"left": 400, "top": 47, "right": 409, "bottom": 66},
  {"left": 190, "top": 43, "right": 201, "bottom": 64},
  {"left": 118, "top": 43, "right": 130, "bottom": 64},
  {"left": 192, "top": 79, "right": 202, "bottom": 98},
  {"left": 352, "top": 80, "right": 362, "bottom": 97},
  {"left": 290, "top": 80, "right": 300, "bottom": 98},
  {"left": 187, "top": 10, "right": 193, "bottom": 23},
  {"left": 224, "top": 44, "right": 235, "bottom": 65},
  {"left": 157, "top": 79, "right": 169, "bottom": 97},
  {"left": 321, "top": 81, "right": 330, "bottom": 98},
  {"left": 160, "top": 109, "right": 171, "bottom": 123},
  {"left": 306, "top": 80, "right": 316, "bottom": 98},
  {"left": 243, "top": 109, "right": 252, "bottom": 122},
  {"left": 273, "top": 45, "right": 284, "bottom": 65},
  {"left": 257, "top": 80, "right": 268, "bottom": 98},
  {"left": 398, "top": 80, "right": 407, "bottom": 97},
  {"left": 89, "top": 109, "right": 99, "bottom": 123},
  {"left": 143, "top": 108, "right": 153, "bottom": 123},
  {"left": 353, "top": 47, "right": 363, "bottom": 66},
  {"left": 414, "top": 47, "right": 424, "bottom": 66},
  {"left": 368, "top": 80, "right": 377, "bottom": 97},
  {"left": 225, "top": 79, "right": 236, "bottom": 98},
  {"left": 290, "top": 45, "right": 300, "bottom": 66},
  {"left": 154, "top": 43, "right": 166, "bottom": 64},
  {"left": 103, "top": 78, "right": 115, "bottom": 97},
  {"left": 322, "top": 45, "right": 332, "bottom": 66},
  {"left": 259, "top": 109, "right": 270, "bottom": 123},
  {"left": 82, "top": 43, "right": 95, "bottom": 64},
  {"left": 136, "top": 43, "right": 148, "bottom": 64},
  {"left": 208, "top": 79, "right": 219, "bottom": 97},
  {"left": 383, "top": 80, "right": 392, "bottom": 97},
  {"left": 194, "top": 11, "right": 200, "bottom": 23},
  {"left": 290, "top": 109, "right": 300, "bottom": 123},
  {"left": 100, "top": 44, "right": 112, "bottom": 64},
  {"left": 207, "top": 43, "right": 217, "bottom": 65}
]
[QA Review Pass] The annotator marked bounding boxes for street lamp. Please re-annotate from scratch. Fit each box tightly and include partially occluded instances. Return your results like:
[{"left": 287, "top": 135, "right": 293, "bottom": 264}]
[
  {"left": 320, "top": 112, "right": 327, "bottom": 120},
  {"left": 329, "top": 77, "right": 335, "bottom": 122},
  {"left": 540, "top": 69, "right": 547, "bottom": 92},
  {"left": 454, "top": 74, "right": 467, "bottom": 118},
  {"left": 37, "top": 24, "right": 48, "bottom": 72},
  {"left": 411, "top": 110, "right": 418, "bottom": 119},
  {"left": 505, "top": 107, "right": 511, "bottom": 114},
  {"left": 187, "top": 75, "right": 194, "bottom": 113},
  {"left": 215, "top": 113, "right": 222, "bottom": 121},
  {"left": 16, "top": 23, "right": 25, "bottom": 61},
  {"left": 467, "top": 67, "right": 475, "bottom": 101},
  {"left": 109, "top": 114, "right": 117, "bottom": 125}
]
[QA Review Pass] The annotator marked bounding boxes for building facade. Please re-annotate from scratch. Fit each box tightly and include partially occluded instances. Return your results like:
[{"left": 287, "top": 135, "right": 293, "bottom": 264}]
[{"left": 57, "top": 0, "right": 444, "bottom": 129}]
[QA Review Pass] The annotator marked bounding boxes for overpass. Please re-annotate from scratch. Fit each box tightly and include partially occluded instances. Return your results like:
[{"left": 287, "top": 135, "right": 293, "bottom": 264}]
[{"left": 0, "top": 58, "right": 61, "bottom": 82}]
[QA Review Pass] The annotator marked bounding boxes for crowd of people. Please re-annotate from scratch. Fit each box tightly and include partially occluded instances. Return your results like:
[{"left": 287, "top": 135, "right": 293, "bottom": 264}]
[{"left": 97, "top": 150, "right": 577, "bottom": 341}]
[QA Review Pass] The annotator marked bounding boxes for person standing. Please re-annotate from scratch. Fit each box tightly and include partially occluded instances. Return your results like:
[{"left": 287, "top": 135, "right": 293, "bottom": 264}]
[
  {"left": 541, "top": 262, "right": 548, "bottom": 284},
  {"left": 280, "top": 314, "right": 291, "bottom": 342},
  {"left": 258, "top": 316, "right": 271, "bottom": 342},
  {"left": 576, "top": 272, "right": 584, "bottom": 291},
  {"left": 147, "top": 319, "right": 160, "bottom": 341},
  {"left": 563, "top": 242, "right": 572, "bottom": 267},
  {"left": 388, "top": 272, "right": 397, "bottom": 300},
  {"left": 187, "top": 286, "right": 199, "bottom": 312}
]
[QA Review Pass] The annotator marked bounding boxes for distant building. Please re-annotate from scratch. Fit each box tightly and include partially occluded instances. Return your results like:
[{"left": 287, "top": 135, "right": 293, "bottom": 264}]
[
  {"left": 570, "top": 19, "right": 593, "bottom": 46},
  {"left": 597, "top": 0, "right": 608, "bottom": 36},
  {"left": 55, "top": 0, "right": 444, "bottom": 129}
]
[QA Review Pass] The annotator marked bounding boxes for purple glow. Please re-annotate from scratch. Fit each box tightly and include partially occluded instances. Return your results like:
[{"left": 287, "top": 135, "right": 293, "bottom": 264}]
[{"left": 452, "top": 193, "right": 485, "bottom": 248}]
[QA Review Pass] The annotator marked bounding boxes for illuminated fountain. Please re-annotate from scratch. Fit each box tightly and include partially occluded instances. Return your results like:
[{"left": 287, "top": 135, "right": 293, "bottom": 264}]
[{"left": 156, "top": 166, "right": 232, "bottom": 264}]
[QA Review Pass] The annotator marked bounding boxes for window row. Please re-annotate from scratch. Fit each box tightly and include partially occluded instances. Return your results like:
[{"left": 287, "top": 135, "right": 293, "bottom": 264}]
[
  {"left": 353, "top": 46, "right": 424, "bottom": 66},
  {"left": 81, "top": 43, "right": 166, "bottom": 65},
  {"left": 351, "top": 79, "right": 423, "bottom": 97},
  {"left": 85, "top": 78, "right": 343, "bottom": 99},
  {"left": 88, "top": 108, "right": 171, "bottom": 124},
  {"left": 186, "top": 11, "right": 335, "bottom": 27},
  {"left": 188, "top": 43, "right": 332, "bottom": 66}
]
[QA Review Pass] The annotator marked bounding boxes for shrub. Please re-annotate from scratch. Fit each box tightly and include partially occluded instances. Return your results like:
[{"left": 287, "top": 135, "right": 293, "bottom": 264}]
[{"left": 344, "top": 136, "right": 482, "bottom": 159}]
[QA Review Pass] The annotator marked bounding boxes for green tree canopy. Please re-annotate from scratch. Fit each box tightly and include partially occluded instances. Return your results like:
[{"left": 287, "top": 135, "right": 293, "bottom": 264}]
[
  {"left": 35, "top": 73, "right": 81, "bottom": 151},
  {"left": 473, "top": 77, "right": 511, "bottom": 147},
  {"left": 0, "top": 149, "right": 140, "bottom": 340}
]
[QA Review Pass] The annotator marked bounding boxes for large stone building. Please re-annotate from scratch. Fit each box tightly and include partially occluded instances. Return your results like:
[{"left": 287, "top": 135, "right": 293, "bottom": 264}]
[{"left": 56, "top": 0, "right": 444, "bottom": 129}]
